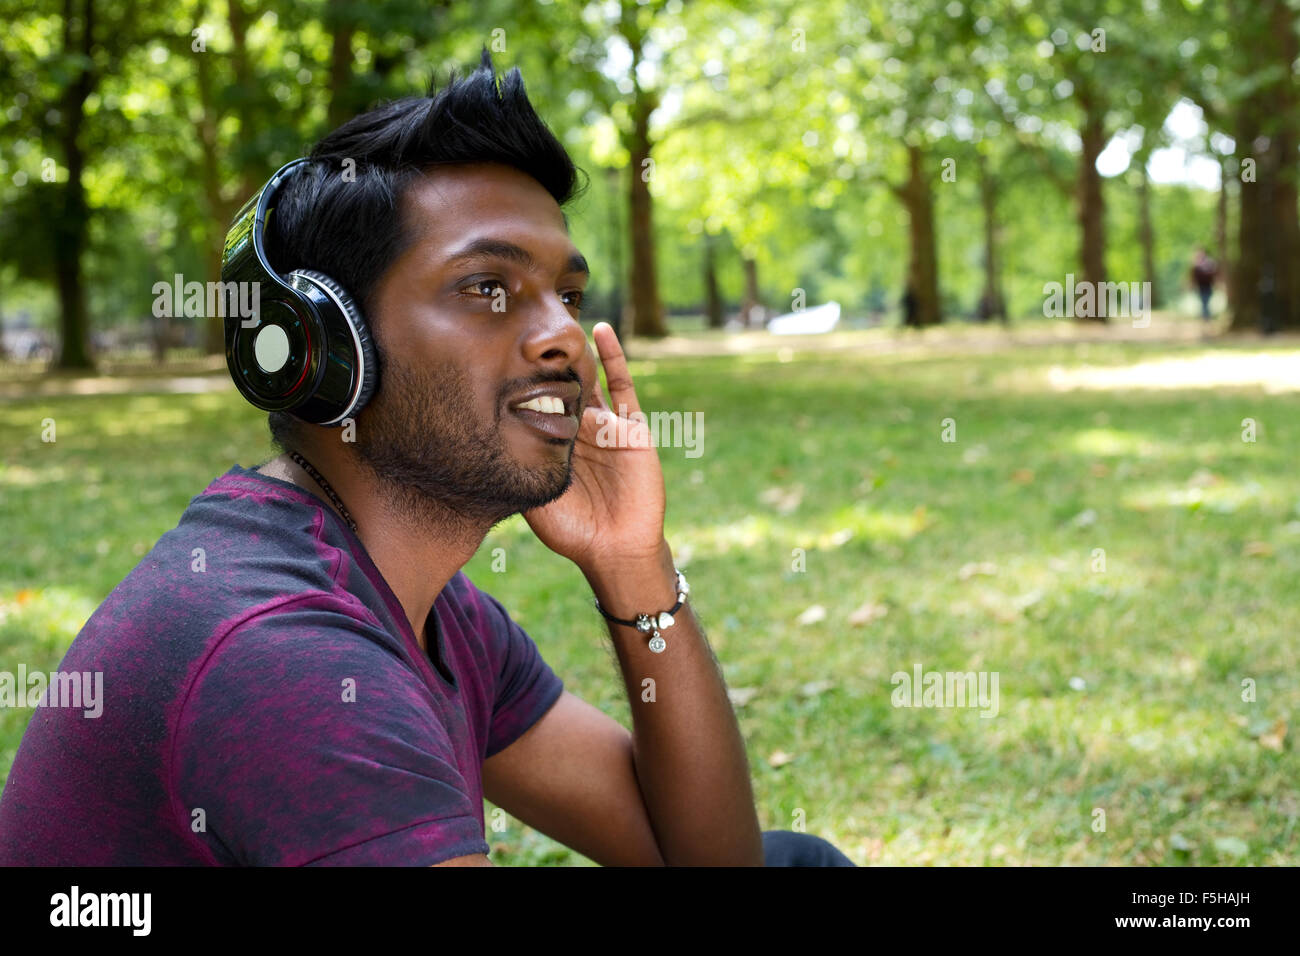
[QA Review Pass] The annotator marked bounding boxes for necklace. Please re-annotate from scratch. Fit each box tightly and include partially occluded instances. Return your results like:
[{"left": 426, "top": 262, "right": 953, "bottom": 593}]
[{"left": 288, "top": 450, "right": 358, "bottom": 534}]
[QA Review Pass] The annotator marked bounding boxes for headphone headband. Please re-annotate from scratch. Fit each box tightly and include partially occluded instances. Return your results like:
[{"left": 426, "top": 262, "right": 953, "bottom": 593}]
[{"left": 250, "top": 158, "right": 311, "bottom": 294}]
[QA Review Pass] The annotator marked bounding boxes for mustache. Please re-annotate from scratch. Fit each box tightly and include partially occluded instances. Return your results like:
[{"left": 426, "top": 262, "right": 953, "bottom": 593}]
[{"left": 500, "top": 367, "right": 582, "bottom": 399}]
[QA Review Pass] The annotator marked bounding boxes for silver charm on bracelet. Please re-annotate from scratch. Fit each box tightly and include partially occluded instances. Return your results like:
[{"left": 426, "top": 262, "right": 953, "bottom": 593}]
[{"left": 596, "top": 569, "right": 689, "bottom": 653}]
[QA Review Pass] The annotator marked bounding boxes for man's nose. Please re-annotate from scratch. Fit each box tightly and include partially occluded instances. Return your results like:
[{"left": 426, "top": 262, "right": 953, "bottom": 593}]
[{"left": 521, "top": 295, "right": 588, "bottom": 368}]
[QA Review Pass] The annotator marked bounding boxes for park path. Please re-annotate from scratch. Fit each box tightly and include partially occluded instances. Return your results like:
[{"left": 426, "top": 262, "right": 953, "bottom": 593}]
[{"left": 0, "top": 315, "right": 1290, "bottom": 400}]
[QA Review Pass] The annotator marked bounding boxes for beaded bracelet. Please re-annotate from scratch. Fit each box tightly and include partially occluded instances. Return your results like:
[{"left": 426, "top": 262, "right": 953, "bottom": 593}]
[{"left": 593, "top": 568, "right": 689, "bottom": 653}]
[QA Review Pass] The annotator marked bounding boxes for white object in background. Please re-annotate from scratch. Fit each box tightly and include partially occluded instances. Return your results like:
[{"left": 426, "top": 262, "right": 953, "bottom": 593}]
[{"left": 767, "top": 301, "right": 841, "bottom": 335}]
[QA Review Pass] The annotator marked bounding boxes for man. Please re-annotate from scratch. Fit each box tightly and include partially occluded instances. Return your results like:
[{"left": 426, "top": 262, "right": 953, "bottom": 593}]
[
  {"left": 1190, "top": 246, "right": 1218, "bottom": 321},
  {"left": 0, "top": 51, "right": 853, "bottom": 866}
]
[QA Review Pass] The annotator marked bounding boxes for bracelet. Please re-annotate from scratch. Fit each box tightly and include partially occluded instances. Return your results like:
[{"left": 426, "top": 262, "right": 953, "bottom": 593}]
[{"left": 593, "top": 568, "right": 689, "bottom": 654}]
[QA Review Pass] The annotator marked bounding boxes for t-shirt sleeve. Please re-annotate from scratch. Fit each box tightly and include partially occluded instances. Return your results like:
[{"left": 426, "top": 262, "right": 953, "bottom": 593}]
[
  {"left": 464, "top": 580, "right": 565, "bottom": 759},
  {"left": 173, "top": 600, "right": 488, "bottom": 866}
]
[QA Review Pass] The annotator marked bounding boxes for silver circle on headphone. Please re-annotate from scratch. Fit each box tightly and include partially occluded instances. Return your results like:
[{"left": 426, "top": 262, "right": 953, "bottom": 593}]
[{"left": 253, "top": 324, "right": 291, "bottom": 373}]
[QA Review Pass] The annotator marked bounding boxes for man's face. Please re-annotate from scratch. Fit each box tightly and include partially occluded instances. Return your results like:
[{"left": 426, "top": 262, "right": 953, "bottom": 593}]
[{"left": 352, "top": 162, "right": 595, "bottom": 524}]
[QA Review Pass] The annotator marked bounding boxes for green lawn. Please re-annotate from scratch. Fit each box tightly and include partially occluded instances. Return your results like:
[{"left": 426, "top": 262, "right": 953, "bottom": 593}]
[{"left": 3, "top": 332, "right": 1298, "bottom": 865}]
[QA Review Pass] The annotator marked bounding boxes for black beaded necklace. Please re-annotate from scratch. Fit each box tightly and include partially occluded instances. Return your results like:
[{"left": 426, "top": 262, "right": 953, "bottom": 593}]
[{"left": 288, "top": 450, "right": 358, "bottom": 534}]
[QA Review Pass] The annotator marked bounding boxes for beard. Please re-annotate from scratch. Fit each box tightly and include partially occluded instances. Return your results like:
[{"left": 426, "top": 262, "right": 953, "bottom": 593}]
[{"left": 350, "top": 348, "right": 577, "bottom": 531}]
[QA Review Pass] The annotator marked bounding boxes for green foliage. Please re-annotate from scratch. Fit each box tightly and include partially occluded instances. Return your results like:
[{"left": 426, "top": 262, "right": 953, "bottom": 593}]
[{"left": 3, "top": 0, "right": 1272, "bottom": 335}]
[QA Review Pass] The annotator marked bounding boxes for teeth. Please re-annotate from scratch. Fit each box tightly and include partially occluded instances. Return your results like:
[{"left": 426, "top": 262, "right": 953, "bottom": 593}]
[{"left": 516, "top": 395, "right": 566, "bottom": 415}]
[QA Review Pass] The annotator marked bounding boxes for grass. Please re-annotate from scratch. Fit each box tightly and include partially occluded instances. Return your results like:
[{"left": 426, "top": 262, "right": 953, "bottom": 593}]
[{"left": 2, "top": 328, "right": 1298, "bottom": 865}]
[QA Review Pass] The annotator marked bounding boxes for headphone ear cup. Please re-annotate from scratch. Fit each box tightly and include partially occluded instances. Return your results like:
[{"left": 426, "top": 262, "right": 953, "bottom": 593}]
[{"left": 289, "top": 269, "right": 379, "bottom": 418}]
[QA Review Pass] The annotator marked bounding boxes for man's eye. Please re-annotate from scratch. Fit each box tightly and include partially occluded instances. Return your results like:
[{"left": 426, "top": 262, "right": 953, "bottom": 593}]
[
  {"left": 561, "top": 290, "right": 585, "bottom": 309},
  {"left": 464, "top": 279, "right": 507, "bottom": 298}
]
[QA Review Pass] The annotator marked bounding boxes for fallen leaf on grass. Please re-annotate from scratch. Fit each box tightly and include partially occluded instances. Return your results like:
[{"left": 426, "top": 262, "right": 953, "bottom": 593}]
[
  {"left": 1212, "top": 836, "right": 1248, "bottom": 858},
  {"left": 822, "top": 528, "right": 853, "bottom": 548},
  {"left": 727, "top": 686, "right": 760, "bottom": 708},
  {"left": 958, "top": 561, "right": 998, "bottom": 580},
  {"left": 800, "top": 680, "right": 835, "bottom": 698},
  {"left": 1068, "top": 508, "right": 1098, "bottom": 529},
  {"left": 1242, "top": 541, "right": 1274, "bottom": 558},
  {"left": 759, "top": 484, "right": 805, "bottom": 514},
  {"left": 797, "top": 604, "right": 827, "bottom": 625},
  {"left": 767, "top": 750, "right": 795, "bottom": 768},
  {"left": 980, "top": 598, "right": 1022, "bottom": 624},
  {"left": 1012, "top": 589, "right": 1045, "bottom": 611},
  {"left": 849, "top": 601, "right": 888, "bottom": 626},
  {"left": 1010, "top": 469, "right": 1035, "bottom": 484},
  {"left": 1258, "top": 718, "right": 1288, "bottom": 752}
]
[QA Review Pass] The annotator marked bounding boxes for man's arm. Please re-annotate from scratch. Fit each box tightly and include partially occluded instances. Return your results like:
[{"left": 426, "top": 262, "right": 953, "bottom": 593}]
[
  {"left": 483, "top": 543, "right": 767, "bottom": 867},
  {"left": 482, "top": 689, "right": 665, "bottom": 866},
  {"left": 582, "top": 539, "right": 765, "bottom": 866}
]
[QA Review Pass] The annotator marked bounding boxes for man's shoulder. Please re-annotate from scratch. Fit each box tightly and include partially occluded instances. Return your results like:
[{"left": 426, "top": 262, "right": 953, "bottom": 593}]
[
  {"left": 440, "top": 570, "right": 523, "bottom": 639},
  {"left": 75, "top": 466, "right": 375, "bottom": 668}
]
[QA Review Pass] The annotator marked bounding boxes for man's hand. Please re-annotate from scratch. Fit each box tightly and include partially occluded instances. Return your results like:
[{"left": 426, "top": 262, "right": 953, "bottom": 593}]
[{"left": 522, "top": 322, "right": 666, "bottom": 573}]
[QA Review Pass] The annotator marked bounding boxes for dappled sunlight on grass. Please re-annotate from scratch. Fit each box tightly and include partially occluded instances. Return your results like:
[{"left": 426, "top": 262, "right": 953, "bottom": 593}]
[
  {"left": 0, "top": 587, "right": 101, "bottom": 654},
  {"left": 1044, "top": 349, "right": 1300, "bottom": 393},
  {"left": 1121, "top": 474, "right": 1296, "bottom": 515},
  {"left": 1066, "top": 426, "right": 1165, "bottom": 458},
  {"left": 0, "top": 463, "right": 71, "bottom": 487},
  {"left": 675, "top": 502, "right": 928, "bottom": 560}
]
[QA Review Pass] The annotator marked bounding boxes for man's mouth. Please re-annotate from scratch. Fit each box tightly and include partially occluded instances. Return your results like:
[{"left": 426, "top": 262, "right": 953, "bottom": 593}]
[{"left": 507, "top": 383, "right": 581, "bottom": 441}]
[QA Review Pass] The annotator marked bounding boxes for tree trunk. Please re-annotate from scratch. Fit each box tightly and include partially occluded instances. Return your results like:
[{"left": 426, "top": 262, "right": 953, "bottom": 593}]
[
  {"left": 53, "top": 0, "right": 96, "bottom": 371},
  {"left": 1267, "top": 135, "right": 1300, "bottom": 331},
  {"left": 1229, "top": 0, "right": 1300, "bottom": 336},
  {"left": 1136, "top": 160, "right": 1159, "bottom": 309},
  {"left": 1268, "top": 0, "right": 1300, "bottom": 330},
  {"left": 1077, "top": 91, "right": 1107, "bottom": 322},
  {"left": 190, "top": 9, "right": 237, "bottom": 355},
  {"left": 702, "top": 233, "right": 724, "bottom": 329},
  {"left": 327, "top": 0, "right": 356, "bottom": 128},
  {"left": 740, "top": 256, "right": 764, "bottom": 328},
  {"left": 900, "top": 144, "right": 941, "bottom": 326},
  {"left": 1230, "top": 108, "right": 1262, "bottom": 331},
  {"left": 604, "top": 166, "right": 625, "bottom": 340},
  {"left": 976, "top": 153, "right": 1006, "bottom": 324},
  {"left": 626, "top": 96, "right": 667, "bottom": 337},
  {"left": 1218, "top": 155, "right": 1232, "bottom": 311}
]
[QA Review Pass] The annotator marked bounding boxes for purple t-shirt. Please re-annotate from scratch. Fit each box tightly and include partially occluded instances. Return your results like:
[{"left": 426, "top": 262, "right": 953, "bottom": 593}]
[{"left": 0, "top": 464, "right": 564, "bottom": 865}]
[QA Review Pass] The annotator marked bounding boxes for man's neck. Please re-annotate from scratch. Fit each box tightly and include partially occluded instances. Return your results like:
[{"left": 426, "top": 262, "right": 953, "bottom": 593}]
[{"left": 256, "top": 450, "right": 489, "bottom": 654}]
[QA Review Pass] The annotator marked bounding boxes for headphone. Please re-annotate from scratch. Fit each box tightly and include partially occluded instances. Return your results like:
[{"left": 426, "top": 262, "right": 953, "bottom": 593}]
[{"left": 221, "top": 158, "right": 379, "bottom": 426}]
